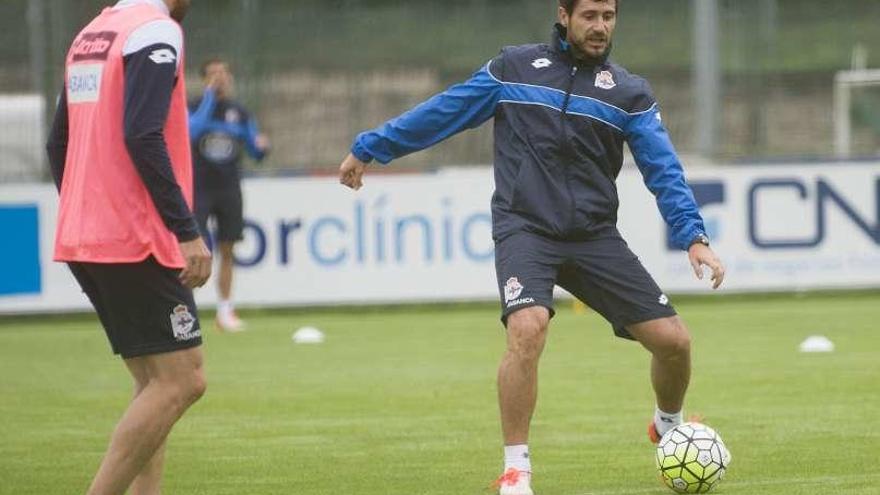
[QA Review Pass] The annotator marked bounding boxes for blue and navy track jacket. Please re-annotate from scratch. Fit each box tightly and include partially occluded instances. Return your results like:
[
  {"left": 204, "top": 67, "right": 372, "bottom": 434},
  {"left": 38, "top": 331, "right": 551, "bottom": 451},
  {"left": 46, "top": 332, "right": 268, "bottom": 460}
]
[
  {"left": 188, "top": 89, "right": 266, "bottom": 188},
  {"left": 352, "top": 25, "right": 706, "bottom": 250}
]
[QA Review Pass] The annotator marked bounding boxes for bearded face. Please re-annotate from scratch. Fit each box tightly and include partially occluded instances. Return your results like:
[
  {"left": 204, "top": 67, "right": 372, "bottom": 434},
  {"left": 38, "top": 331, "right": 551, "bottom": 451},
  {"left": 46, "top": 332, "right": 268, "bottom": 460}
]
[{"left": 558, "top": 0, "right": 617, "bottom": 60}]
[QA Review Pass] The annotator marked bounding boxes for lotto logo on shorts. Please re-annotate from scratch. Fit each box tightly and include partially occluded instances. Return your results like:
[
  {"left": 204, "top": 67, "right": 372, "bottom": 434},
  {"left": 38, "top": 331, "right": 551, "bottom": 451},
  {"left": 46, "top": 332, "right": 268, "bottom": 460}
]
[{"left": 170, "top": 304, "right": 200, "bottom": 341}]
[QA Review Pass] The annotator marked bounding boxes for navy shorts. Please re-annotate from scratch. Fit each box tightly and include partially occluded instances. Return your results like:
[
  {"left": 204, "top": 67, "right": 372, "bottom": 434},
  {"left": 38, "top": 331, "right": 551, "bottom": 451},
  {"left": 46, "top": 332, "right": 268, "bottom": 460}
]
[
  {"left": 494, "top": 230, "right": 676, "bottom": 340},
  {"left": 68, "top": 256, "right": 203, "bottom": 358},
  {"left": 195, "top": 185, "right": 244, "bottom": 243}
]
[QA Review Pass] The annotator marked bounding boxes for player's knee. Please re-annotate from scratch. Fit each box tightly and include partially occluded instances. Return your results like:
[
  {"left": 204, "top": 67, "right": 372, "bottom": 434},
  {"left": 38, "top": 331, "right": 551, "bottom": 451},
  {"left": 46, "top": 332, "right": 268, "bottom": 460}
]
[
  {"left": 185, "top": 368, "right": 207, "bottom": 404},
  {"left": 659, "top": 320, "right": 691, "bottom": 360},
  {"left": 163, "top": 367, "right": 206, "bottom": 409},
  {"left": 506, "top": 308, "right": 550, "bottom": 362},
  {"left": 510, "top": 335, "right": 545, "bottom": 363}
]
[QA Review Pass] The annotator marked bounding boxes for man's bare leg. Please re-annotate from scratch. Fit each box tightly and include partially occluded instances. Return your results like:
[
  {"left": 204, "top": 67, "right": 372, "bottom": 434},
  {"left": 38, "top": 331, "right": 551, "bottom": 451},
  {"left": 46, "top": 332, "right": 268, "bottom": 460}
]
[
  {"left": 86, "top": 347, "right": 206, "bottom": 495},
  {"left": 129, "top": 443, "right": 166, "bottom": 495},
  {"left": 218, "top": 242, "right": 235, "bottom": 301},
  {"left": 627, "top": 316, "right": 692, "bottom": 426},
  {"left": 125, "top": 360, "right": 167, "bottom": 495},
  {"left": 215, "top": 241, "right": 246, "bottom": 330},
  {"left": 497, "top": 306, "right": 551, "bottom": 446}
]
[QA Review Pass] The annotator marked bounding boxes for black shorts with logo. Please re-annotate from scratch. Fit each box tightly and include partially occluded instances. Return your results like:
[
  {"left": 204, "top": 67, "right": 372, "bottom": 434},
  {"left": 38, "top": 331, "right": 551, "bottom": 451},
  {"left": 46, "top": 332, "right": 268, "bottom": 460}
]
[
  {"left": 67, "top": 256, "right": 202, "bottom": 358},
  {"left": 195, "top": 185, "right": 244, "bottom": 243},
  {"left": 494, "top": 230, "right": 677, "bottom": 340}
]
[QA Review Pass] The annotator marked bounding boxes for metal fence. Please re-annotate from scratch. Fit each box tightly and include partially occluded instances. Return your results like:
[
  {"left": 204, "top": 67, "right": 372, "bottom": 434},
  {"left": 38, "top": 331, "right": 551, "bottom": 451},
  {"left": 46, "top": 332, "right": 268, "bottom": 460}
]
[{"left": 2, "top": 0, "right": 880, "bottom": 182}]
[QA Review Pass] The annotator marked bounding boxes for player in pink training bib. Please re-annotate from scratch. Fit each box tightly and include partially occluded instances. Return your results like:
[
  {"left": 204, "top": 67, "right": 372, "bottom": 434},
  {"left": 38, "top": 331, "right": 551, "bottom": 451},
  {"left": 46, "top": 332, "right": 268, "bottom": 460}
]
[{"left": 46, "top": 1, "right": 211, "bottom": 493}]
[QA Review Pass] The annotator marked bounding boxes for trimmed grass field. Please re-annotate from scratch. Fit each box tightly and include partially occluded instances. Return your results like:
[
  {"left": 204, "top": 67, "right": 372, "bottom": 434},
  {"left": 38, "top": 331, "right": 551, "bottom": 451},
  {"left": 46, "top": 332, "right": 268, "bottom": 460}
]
[{"left": 1, "top": 292, "right": 878, "bottom": 494}]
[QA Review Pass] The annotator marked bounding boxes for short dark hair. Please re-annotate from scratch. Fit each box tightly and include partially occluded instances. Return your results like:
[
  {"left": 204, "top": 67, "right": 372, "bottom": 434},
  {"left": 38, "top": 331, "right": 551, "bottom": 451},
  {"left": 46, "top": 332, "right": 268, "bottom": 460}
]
[
  {"left": 559, "top": 0, "right": 618, "bottom": 14},
  {"left": 199, "top": 57, "right": 229, "bottom": 77}
]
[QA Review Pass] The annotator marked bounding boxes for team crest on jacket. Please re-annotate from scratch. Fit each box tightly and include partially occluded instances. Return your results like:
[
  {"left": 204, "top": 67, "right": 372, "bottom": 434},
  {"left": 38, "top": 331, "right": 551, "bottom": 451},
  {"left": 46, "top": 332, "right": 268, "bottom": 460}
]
[
  {"left": 595, "top": 70, "right": 616, "bottom": 90},
  {"left": 170, "top": 304, "right": 199, "bottom": 341},
  {"left": 225, "top": 108, "right": 241, "bottom": 123},
  {"left": 504, "top": 277, "right": 525, "bottom": 303}
]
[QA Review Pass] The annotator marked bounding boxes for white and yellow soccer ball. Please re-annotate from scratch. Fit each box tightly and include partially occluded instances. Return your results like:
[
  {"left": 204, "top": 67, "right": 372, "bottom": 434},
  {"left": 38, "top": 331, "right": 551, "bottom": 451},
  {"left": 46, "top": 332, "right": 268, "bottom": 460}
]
[{"left": 655, "top": 422, "right": 731, "bottom": 493}]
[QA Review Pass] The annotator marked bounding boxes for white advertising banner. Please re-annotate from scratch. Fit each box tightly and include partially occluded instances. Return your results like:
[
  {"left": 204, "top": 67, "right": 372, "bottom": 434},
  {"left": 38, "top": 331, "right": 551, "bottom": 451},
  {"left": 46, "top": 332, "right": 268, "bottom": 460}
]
[{"left": 1, "top": 163, "right": 878, "bottom": 313}]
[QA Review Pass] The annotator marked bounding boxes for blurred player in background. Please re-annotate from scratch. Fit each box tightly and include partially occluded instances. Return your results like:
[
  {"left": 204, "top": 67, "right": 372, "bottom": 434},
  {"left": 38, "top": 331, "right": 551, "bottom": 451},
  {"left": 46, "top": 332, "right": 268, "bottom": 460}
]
[
  {"left": 46, "top": 0, "right": 209, "bottom": 494},
  {"left": 189, "top": 58, "right": 269, "bottom": 332},
  {"left": 338, "top": 0, "right": 725, "bottom": 493}
]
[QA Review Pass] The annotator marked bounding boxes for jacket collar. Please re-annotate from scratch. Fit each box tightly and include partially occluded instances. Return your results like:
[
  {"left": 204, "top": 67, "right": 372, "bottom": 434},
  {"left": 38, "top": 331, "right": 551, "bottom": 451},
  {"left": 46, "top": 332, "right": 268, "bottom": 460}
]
[{"left": 552, "top": 23, "right": 611, "bottom": 68}]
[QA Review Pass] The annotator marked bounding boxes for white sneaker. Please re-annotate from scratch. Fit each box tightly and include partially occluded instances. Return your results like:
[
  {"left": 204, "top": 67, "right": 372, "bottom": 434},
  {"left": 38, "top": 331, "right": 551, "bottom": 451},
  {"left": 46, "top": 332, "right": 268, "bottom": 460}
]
[
  {"left": 216, "top": 311, "right": 247, "bottom": 333},
  {"left": 493, "top": 468, "right": 533, "bottom": 495}
]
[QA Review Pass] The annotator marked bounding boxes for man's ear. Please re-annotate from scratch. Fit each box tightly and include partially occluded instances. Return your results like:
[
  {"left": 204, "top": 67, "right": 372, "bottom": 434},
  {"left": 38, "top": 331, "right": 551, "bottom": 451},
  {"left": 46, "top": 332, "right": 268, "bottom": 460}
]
[{"left": 558, "top": 5, "right": 570, "bottom": 27}]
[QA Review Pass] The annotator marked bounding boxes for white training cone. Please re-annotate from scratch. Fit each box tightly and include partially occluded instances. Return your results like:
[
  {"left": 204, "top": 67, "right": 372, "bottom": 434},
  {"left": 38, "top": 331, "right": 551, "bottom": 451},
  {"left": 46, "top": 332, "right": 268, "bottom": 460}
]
[
  {"left": 292, "top": 326, "right": 325, "bottom": 344},
  {"left": 799, "top": 335, "right": 834, "bottom": 353}
]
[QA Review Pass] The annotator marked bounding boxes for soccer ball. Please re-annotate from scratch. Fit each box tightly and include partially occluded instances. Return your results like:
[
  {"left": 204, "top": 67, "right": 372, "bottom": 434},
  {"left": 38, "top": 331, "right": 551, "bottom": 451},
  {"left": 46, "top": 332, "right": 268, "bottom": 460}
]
[{"left": 655, "top": 422, "right": 731, "bottom": 493}]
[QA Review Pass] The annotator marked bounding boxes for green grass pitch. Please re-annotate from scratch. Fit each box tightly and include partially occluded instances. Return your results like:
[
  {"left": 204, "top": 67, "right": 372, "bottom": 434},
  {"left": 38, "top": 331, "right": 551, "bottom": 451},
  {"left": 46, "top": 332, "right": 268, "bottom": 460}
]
[{"left": 1, "top": 292, "right": 878, "bottom": 494}]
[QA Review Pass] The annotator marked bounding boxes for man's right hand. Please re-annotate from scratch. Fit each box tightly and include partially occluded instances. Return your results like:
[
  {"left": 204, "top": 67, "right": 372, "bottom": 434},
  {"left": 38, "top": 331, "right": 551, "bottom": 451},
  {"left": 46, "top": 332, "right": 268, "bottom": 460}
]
[
  {"left": 178, "top": 237, "right": 212, "bottom": 289},
  {"left": 205, "top": 72, "right": 221, "bottom": 91},
  {"left": 338, "top": 153, "right": 367, "bottom": 190}
]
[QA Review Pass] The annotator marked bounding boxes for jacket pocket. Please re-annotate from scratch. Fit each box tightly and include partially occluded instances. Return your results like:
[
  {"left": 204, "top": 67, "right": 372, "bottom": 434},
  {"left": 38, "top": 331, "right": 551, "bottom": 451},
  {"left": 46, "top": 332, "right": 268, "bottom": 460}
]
[{"left": 508, "top": 157, "right": 570, "bottom": 235}]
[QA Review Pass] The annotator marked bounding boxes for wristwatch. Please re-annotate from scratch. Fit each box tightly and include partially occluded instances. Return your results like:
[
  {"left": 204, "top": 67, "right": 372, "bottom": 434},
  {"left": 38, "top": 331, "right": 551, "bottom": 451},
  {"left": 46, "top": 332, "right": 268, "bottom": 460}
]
[{"left": 690, "top": 233, "right": 710, "bottom": 247}]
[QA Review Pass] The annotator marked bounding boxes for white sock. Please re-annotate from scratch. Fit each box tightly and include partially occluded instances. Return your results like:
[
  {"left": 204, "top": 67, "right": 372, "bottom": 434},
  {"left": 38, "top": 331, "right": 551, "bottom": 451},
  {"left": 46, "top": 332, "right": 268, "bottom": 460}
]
[
  {"left": 504, "top": 444, "right": 531, "bottom": 474},
  {"left": 654, "top": 407, "right": 684, "bottom": 437},
  {"left": 217, "top": 299, "right": 233, "bottom": 318}
]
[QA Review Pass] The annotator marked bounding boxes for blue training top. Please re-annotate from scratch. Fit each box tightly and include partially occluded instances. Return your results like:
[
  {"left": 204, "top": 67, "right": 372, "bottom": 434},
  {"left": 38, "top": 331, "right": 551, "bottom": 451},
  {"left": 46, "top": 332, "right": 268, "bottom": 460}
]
[
  {"left": 351, "top": 24, "right": 707, "bottom": 250},
  {"left": 189, "top": 88, "right": 266, "bottom": 189}
]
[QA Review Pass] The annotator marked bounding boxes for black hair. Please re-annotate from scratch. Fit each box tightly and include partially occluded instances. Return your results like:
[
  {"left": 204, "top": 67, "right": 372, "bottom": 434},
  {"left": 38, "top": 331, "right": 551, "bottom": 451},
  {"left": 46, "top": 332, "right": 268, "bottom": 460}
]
[
  {"left": 199, "top": 57, "right": 229, "bottom": 77},
  {"left": 559, "top": 0, "right": 618, "bottom": 14}
]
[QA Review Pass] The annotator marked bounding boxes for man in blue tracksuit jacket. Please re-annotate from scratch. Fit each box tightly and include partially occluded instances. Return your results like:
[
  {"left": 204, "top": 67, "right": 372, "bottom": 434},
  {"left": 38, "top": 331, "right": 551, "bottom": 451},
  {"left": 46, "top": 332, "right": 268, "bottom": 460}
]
[
  {"left": 189, "top": 58, "right": 269, "bottom": 332},
  {"left": 338, "top": 1, "right": 725, "bottom": 492}
]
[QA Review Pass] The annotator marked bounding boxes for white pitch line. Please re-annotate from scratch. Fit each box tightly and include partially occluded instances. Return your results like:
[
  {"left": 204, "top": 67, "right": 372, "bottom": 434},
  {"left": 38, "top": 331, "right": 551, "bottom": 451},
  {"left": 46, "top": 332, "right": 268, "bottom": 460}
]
[{"left": 573, "top": 473, "right": 880, "bottom": 495}]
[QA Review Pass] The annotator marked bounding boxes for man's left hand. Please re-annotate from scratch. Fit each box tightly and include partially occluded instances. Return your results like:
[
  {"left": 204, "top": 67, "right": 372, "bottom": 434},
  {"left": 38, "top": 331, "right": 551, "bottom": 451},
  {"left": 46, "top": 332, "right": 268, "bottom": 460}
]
[{"left": 688, "top": 244, "right": 725, "bottom": 289}]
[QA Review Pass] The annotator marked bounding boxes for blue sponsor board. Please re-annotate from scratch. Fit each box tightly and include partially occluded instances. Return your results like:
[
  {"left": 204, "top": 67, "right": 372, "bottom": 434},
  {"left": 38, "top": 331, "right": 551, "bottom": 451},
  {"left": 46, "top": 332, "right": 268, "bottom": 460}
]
[
  {"left": 0, "top": 204, "right": 42, "bottom": 296},
  {"left": 667, "top": 176, "right": 880, "bottom": 251},
  {"left": 230, "top": 197, "right": 494, "bottom": 268}
]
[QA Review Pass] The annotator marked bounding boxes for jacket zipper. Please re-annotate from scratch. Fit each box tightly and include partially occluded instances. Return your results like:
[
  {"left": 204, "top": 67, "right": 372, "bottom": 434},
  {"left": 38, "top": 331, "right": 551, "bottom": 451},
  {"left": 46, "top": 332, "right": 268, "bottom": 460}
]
[
  {"left": 561, "top": 65, "right": 578, "bottom": 233},
  {"left": 561, "top": 65, "right": 578, "bottom": 114}
]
